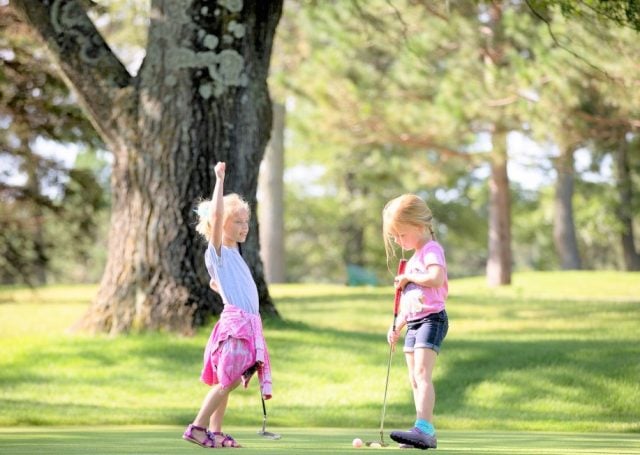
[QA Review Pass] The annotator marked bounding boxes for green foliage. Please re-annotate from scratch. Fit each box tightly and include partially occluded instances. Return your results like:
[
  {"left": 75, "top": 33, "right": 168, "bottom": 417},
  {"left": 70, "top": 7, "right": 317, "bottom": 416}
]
[
  {"left": 530, "top": 0, "right": 640, "bottom": 31},
  {"left": 3, "top": 0, "right": 639, "bottom": 288},
  {"left": 0, "top": 8, "right": 110, "bottom": 285},
  {"left": 511, "top": 185, "right": 557, "bottom": 270},
  {"left": 0, "top": 0, "right": 147, "bottom": 286},
  {"left": 271, "top": 0, "right": 640, "bottom": 281},
  {"left": 573, "top": 179, "right": 624, "bottom": 269},
  {"left": 283, "top": 188, "right": 345, "bottom": 283},
  {"left": 1, "top": 273, "right": 639, "bottom": 432},
  {"left": 0, "top": 204, "right": 47, "bottom": 285},
  {"left": 45, "top": 151, "right": 111, "bottom": 283}
]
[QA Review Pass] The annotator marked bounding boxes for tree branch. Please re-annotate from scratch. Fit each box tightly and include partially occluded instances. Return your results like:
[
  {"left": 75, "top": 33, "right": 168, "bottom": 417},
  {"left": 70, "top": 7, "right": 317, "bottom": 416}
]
[
  {"left": 10, "top": 0, "right": 135, "bottom": 150},
  {"left": 524, "top": 0, "right": 615, "bottom": 80},
  {"left": 576, "top": 111, "right": 640, "bottom": 130}
]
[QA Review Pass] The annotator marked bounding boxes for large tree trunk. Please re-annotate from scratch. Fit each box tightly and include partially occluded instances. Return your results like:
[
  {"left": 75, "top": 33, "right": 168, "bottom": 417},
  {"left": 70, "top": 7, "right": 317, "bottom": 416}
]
[
  {"left": 615, "top": 137, "right": 640, "bottom": 271},
  {"left": 553, "top": 145, "right": 582, "bottom": 270},
  {"left": 12, "top": 0, "right": 282, "bottom": 333},
  {"left": 486, "top": 129, "right": 512, "bottom": 286},
  {"left": 258, "top": 102, "right": 286, "bottom": 283}
]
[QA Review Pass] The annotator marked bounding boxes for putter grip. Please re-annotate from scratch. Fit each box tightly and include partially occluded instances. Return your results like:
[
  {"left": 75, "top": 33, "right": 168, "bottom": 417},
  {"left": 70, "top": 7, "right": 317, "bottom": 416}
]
[{"left": 393, "top": 259, "right": 407, "bottom": 317}]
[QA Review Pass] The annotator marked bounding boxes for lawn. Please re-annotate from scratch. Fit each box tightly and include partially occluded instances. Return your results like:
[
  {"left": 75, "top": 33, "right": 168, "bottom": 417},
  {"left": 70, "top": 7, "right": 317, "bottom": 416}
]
[
  {"left": 1, "top": 427, "right": 639, "bottom": 454},
  {"left": 1, "top": 272, "right": 639, "bottom": 452}
]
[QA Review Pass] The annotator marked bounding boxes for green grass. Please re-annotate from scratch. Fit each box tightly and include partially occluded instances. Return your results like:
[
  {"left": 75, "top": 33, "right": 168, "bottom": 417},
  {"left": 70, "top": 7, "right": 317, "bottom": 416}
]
[
  {"left": 1, "top": 427, "right": 639, "bottom": 454},
  {"left": 0, "top": 272, "right": 639, "bottom": 434}
]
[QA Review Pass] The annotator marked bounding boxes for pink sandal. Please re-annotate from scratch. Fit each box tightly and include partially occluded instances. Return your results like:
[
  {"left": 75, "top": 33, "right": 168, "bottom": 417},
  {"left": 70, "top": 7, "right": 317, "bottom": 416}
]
[
  {"left": 183, "top": 424, "right": 217, "bottom": 448},
  {"left": 210, "top": 431, "right": 241, "bottom": 448}
]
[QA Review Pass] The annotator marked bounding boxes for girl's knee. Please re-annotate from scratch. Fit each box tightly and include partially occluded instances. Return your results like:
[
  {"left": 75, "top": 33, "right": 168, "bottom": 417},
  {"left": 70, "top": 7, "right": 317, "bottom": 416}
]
[
  {"left": 214, "top": 380, "right": 241, "bottom": 397},
  {"left": 408, "top": 373, "right": 418, "bottom": 389},
  {"left": 414, "top": 375, "right": 433, "bottom": 392},
  {"left": 221, "top": 383, "right": 240, "bottom": 396},
  {"left": 412, "top": 368, "right": 432, "bottom": 387},
  {"left": 413, "top": 361, "right": 433, "bottom": 380}
]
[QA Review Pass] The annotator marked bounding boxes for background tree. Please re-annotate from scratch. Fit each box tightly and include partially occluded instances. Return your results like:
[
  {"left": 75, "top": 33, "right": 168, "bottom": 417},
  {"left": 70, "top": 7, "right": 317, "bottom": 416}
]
[
  {"left": 527, "top": 0, "right": 640, "bottom": 271},
  {"left": 5, "top": 0, "right": 638, "bottom": 291},
  {"left": 272, "top": 1, "right": 555, "bottom": 285},
  {"left": 10, "top": 0, "right": 282, "bottom": 334},
  {"left": 270, "top": 0, "right": 638, "bottom": 283},
  {"left": 258, "top": 102, "right": 286, "bottom": 283},
  {"left": 0, "top": 5, "right": 106, "bottom": 285}
]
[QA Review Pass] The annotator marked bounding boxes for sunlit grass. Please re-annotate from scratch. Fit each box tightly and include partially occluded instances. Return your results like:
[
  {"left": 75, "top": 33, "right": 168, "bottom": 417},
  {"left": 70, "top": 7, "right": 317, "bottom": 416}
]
[
  {"left": 1, "top": 427, "right": 640, "bottom": 454},
  {"left": 0, "top": 426, "right": 640, "bottom": 455},
  {"left": 1, "top": 272, "right": 639, "bottom": 433}
]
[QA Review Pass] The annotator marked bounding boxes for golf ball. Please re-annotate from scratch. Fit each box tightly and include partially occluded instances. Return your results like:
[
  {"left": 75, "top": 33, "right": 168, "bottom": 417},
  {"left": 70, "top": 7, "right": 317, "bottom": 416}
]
[
  {"left": 369, "top": 442, "right": 381, "bottom": 448},
  {"left": 352, "top": 438, "right": 363, "bottom": 448}
]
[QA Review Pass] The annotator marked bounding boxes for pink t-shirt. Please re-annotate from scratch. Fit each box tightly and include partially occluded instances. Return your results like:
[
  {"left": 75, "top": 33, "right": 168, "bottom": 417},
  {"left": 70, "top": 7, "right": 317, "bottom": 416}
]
[{"left": 399, "top": 240, "right": 448, "bottom": 323}]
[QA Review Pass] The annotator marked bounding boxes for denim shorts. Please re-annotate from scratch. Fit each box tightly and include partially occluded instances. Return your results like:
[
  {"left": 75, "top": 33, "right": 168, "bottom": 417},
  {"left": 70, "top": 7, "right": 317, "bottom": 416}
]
[{"left": 403, "top": 310, "right": 449, "bottom": 354}]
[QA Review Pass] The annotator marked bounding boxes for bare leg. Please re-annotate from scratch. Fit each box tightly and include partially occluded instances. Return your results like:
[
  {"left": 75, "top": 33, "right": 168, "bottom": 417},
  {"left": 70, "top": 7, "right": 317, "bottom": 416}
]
[
  {"left": 405, "top": 351, "right": 418, "bottom": 411},
  {"left": 413, "top": 348, "right": 437, "bottom": 422},
  {"left": 391, "top": 349, "right": 439, "bottom": 449},
  {"left": 193, "top": 379, "right": 240, "bottom": 429},
  {"left": 208, "top": 386, "right": 242, "bottom": 447},
  {"left": 209, "top": 393, "right": 229, "bottom": 432}
]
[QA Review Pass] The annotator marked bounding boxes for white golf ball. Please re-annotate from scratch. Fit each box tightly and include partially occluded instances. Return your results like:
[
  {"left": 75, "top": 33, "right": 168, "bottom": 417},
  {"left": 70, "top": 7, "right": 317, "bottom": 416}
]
[
  {"left": 369, "top": 442, "right": 381, "bottom": 448},
  {"left": 352, "top": 438, "right": 363, "bottom": 448}
]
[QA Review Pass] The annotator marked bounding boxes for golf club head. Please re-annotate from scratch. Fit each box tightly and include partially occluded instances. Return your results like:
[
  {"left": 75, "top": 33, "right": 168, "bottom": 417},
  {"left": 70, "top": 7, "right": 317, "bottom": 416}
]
[{"left": 257, "top": 430, "right": 282, "bottom": 440}]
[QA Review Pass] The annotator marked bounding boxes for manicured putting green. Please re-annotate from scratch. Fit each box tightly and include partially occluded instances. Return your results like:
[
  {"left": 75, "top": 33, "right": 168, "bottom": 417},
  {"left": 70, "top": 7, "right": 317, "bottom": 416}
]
[{"left": 1, "top": 427, "right": 639, "bottom": 454}]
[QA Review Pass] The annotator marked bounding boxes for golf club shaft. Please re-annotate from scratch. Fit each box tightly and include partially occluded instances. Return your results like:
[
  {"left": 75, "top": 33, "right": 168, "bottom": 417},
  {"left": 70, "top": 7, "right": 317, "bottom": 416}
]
[
  {"left": 261, "top": 394, "right": 267, "bottom": 433},
  {"left": 379, "top": 259, "right": 407, "bottom": 442},
  {"left": 258, "top": 392, "right": 282, "bottom": 439},
  {"left": 379, "top": 336, "right": 395, "bottom": 441}
]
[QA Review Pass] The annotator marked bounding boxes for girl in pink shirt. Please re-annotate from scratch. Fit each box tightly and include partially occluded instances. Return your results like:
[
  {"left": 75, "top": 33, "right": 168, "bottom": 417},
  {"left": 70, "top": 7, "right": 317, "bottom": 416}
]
[
  {"left": 383, "top": 194, "right": 449, "bottom": 450},
  {"left": 183, "top": 162, "right": 272, "bottom": 449}
]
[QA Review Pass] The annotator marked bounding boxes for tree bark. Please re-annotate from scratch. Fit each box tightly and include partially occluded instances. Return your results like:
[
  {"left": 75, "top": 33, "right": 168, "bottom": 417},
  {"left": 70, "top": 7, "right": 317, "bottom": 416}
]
[
  {"left": 12, "top": 0, "right": 282, "bottom": 333},
  {"left": 258, "top": 102, "right": 286, "bottom": 283},
  {"left": 615, "top": 137, "right": 640, "bottom": 271},
  {"left": 486, "top": 129, "right": 512, "bottom": 286},
  {"left": 553, "top": 145, "right": 582, "bottom": 270}
]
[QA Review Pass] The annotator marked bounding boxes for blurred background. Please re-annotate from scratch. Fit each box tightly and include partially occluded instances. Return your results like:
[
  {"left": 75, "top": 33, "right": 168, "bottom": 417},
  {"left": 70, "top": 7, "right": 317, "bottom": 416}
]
[{"left": 1, "top": 0, "right": 638, "bottom": 288}]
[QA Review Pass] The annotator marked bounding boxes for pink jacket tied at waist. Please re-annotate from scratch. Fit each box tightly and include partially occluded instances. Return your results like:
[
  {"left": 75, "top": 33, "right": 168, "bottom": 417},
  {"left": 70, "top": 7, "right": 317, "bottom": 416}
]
[{"left": 200, "top": 305, "right": 273, "bottom": 399}]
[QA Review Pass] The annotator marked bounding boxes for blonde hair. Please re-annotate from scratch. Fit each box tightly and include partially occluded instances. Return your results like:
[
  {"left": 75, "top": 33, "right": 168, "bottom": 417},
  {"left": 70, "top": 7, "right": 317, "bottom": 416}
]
[
  {"left": 382, "top": 193, "right": 435, "bottom": 264},
  {"left": 195, "top": 193, "right": 250, "bottom": 241}
]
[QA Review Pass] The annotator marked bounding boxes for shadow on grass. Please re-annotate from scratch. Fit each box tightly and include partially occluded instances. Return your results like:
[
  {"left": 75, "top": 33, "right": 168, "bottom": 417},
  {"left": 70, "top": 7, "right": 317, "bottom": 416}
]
[
  {"left": 436, "top": 337, "right": 640, "bottom": 430},
  {"left": 1, "top": 312, "right": 639, "bottom": 430}
]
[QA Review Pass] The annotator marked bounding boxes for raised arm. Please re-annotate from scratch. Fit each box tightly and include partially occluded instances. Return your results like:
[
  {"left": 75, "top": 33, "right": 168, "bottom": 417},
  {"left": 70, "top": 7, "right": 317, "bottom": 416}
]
[{"left": 209, "top": 162, "right": 226, "bottom": 254}]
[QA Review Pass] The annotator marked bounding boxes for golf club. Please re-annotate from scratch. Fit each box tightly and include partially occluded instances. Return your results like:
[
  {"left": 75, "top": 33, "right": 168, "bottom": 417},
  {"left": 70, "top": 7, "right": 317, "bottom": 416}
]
[
  {"left": 257, "top": 393, "right": 281, "bottom": 440},
  {"left": 366, "top": 258, "right": 407, "bottom": 448}
]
